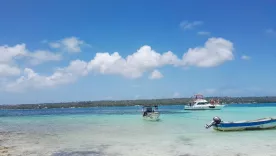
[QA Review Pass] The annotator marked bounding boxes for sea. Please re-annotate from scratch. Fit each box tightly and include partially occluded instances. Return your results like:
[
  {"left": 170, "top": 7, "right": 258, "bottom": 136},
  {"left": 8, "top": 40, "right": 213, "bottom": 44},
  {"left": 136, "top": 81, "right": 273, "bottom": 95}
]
[{"left": 1, "top": 103, "right": 276, "bottom": 156}]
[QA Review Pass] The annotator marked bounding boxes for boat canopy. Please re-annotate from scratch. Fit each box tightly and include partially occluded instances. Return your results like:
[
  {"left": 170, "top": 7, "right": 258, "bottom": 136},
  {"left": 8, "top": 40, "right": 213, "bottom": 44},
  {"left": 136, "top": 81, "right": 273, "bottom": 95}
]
[
  {"left": 143, "top": 106, "right": 153, "bottom": 112},
  {"left": 143, "top": 106, "right": 159, "bottom": 112},
  {"left": 193, "top": 94, "right": 204, "bottom": 99}
]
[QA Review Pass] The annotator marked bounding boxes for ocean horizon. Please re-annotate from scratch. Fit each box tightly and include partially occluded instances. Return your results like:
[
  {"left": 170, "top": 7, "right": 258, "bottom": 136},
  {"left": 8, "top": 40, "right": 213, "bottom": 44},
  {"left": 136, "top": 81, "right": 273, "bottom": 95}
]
[{"left": 1, "top": 103, "right": 276, "bottom": 156}]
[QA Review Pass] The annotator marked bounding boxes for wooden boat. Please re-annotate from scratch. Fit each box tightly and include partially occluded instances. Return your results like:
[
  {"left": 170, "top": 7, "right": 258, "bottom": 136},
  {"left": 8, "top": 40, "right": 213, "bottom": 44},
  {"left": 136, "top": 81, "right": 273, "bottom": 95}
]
[
  {"left": 205, "top": 116, "right": 276, "bottom": 131},
  {"left": 142, "top": 106, "right": 160, "bottom": 121}
]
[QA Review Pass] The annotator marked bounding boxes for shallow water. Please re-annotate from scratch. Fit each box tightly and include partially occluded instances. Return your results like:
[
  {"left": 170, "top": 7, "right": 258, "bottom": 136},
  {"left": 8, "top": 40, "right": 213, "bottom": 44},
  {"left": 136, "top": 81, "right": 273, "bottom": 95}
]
[{"left": 1, "top": 104, "right": 276, "bottom": 156}]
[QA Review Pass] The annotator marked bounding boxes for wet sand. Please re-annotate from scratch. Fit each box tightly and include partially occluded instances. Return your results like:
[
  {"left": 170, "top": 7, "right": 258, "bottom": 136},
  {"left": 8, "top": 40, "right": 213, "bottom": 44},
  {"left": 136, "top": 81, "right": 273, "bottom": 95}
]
[
  {"left": 0, "top": 132, "right": 12, "bottom": 156},
  {"left": 0, "top": 146, "right": 11, "bottom": 156}
]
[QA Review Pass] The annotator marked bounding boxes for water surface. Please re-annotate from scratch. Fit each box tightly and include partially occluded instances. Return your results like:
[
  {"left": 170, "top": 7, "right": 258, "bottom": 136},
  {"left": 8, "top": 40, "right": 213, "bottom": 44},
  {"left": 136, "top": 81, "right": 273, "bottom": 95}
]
[{"left": 1, "top": 104, "right": 276, "bottom": 156}]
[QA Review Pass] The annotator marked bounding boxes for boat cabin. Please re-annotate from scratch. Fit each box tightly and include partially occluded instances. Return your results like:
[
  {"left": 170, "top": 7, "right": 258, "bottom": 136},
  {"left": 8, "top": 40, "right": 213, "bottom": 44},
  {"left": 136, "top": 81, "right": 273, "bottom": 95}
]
[
  {"left": 143, "top": 106, "right": 153, "bottom": 112},
  {"left": 189, "top": 99, "right": 209, "bottom": 106},
  {"left": 193, "top": 94, "right": 204, "bottom": 100},
  {"left": 188, "top": 94, "right": 208, "bottom": 106},
  {"left": 143, "top": 106, "right": 158, "bottom": 112},
  {"left": 142, "top": 106, "right": 158, "bottom": 116},
  {"left": 188, "top": 94, "right": 220, "bottom": 106}
]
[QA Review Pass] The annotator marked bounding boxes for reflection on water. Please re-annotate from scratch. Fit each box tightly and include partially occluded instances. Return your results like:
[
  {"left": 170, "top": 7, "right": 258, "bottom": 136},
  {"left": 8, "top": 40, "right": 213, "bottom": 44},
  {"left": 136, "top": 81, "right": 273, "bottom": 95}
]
[{"left": 1, "top": 104, "right": 276, "bottom": 156}]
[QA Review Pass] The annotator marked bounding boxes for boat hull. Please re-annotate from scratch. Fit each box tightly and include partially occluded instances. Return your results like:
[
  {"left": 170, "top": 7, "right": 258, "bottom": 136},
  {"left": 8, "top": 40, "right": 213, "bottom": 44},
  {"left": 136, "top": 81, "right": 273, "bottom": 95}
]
[
  {"left": 143, "top": 112, "right": 160, "bottom": 121},
  {"left": 184, "top": 104, "right": 225, "bottom": 110},
  {"left": 213, "top": 117, "right": 276, "bottom": 131}
]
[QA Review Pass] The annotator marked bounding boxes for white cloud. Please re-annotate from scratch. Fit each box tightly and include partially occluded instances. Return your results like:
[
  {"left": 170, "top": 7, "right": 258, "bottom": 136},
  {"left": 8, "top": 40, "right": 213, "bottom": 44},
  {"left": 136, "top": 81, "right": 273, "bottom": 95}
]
[
  {"left": 0, "top": 44, "right": 26, "bottom": 77},
  {"left": 173, "top": 92, "right": 180, "bottom": 98},
  {"left": 182, "top": 37, "right": 234, "bottom": 67},
  {"left": 27, "top": 50, "right": 62, "bottom": 65},
  {"left": 1, "top": 37, "right": 235, "bottom": 92},
  {"left": 265, "top": 28, "right": 276, "bottom": 35},
  {"left": 149, "top": 69, "right": 163, "bottom": 79},
  {"left": 180, "top": 21, "right": 203, "bottom": 30},
  {"left": 0, "top": 44, "right": 61, "bottom": 77},
  {"left": 241, "top": 55, "right": 250, "bottom": 60},
  {"left": 4, "top": 60, "right": 88, "bottom": 92},
  {"left": 87, "top": 45, "right": 180, "bottom": 79},
  {"left": 49, "top": 37, "right": 86, "bottom": 53},
  {"left": 0, "top": 43, "right": 62, "bottom": 77},
  {"left": 0, "top": 44, "right": 27, "bottom": 64},
  {"left": 49, "top": 42, "right": 61, "bottom": 48},
  {"left": 197, "top": 31, "right": 210, "bottom": 36},
  {"left": 0, "top": 64, "right": 21, "bottom": 77},
  {"left": 60, "top": 59, "right": 88, "bottom": 76}
]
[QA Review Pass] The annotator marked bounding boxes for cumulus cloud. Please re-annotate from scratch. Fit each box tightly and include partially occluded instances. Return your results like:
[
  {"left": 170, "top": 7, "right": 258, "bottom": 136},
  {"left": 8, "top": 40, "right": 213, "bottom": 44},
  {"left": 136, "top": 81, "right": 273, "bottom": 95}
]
[
  {"left": 49, "top": 37, "right": 86, "bottom": 53},
  {"left": 0, "top": 64, "right": 21, "bottom": 77},
  {"left": 87, "top": 46, "right": 180, "bottom": 78},
  {"left": 0, "top": 44, "right": 61, "bottom": 77},
  {"left": 1, "top": 37, "right": 235, "bottom": 92},
  {"left": 49, "top": 42, "right": 61, "bottom": 48},
  {"left": 0, "top": 44, "right": 27, "bottom": 64},
  {"left": 27, "top": 50, "right": 62, "bottom": 65},
  {"left": 180, "top": 21, "right": 203, "bottom": 30},
  {"left": 4, "top": 60, "right": 88, "bottom": 92},
  {"left": 0, "top": 44, "right": 61, "bottom": 65},
  {"left": 197, "top": 31, "right": 210, "bottom": 36},
  {"left": 182, "top": 37, "right": 234, "bottom": 67},
  {"left": 241, "top": 55, "right": 250, "bottom": 60},
  {"left": 149, "top": 69, "right": 163, "bottom": 79}
]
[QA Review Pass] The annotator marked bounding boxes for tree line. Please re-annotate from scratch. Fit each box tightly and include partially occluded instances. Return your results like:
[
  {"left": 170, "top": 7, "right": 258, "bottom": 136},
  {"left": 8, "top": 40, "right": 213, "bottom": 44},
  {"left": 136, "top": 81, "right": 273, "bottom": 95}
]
[{"left": 1, "top": 96, "right": 276, "bottom": 109}]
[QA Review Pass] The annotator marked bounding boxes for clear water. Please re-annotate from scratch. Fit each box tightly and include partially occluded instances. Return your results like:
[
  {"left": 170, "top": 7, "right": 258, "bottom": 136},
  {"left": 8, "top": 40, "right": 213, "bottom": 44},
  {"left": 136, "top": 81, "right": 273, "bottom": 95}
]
[{"left": 1, "top": 104, "right": 276, "bottom": 156}]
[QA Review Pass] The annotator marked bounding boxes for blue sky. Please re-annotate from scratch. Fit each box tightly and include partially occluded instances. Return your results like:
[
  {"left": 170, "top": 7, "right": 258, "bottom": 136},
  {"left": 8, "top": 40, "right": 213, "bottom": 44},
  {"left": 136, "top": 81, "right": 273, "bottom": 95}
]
[{"left": 0, "top": 0, "right": 276, "bottom": 104}]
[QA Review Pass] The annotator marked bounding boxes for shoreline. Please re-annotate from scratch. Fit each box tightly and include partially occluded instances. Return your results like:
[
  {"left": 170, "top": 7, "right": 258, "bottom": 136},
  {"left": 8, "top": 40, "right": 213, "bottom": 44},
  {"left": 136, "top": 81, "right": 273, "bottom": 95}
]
[{"left": 1, "top": 97, "right": 276, "bottom": 110}]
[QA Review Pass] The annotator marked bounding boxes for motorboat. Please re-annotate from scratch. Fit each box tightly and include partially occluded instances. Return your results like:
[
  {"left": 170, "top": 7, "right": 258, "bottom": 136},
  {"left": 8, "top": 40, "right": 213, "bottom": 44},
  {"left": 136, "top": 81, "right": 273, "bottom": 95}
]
[
  {"left": 184, "top": 94, "right": 225, "bottom": 110},
  {"left": 142, "top": 106, "right": 160, "bottom": 121},
  {"left": 205, "top": 116, "right": 276, "bottom": 131}
]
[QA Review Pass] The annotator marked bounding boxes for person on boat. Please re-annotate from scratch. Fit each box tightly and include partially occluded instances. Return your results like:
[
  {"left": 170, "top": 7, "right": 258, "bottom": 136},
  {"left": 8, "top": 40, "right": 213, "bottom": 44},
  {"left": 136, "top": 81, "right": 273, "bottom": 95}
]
[
  {"left": 210, "top": 99, "right": 214, "bottom": 105},
  {"left": 143, "top": 111, "right": 147, "bottom": 116},
  {"left": 154, "top": 106, "right": 158, "bottom": 111},
  {"left": 143, "top": 106, "right": 151, "bottom": 116}
]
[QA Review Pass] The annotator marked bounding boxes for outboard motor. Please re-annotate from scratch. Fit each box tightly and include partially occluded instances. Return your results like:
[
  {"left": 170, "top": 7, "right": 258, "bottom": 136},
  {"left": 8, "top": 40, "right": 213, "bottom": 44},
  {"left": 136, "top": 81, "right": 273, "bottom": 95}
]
[{"left": 205, "top": 116, "right": 222, "bottom": 129}]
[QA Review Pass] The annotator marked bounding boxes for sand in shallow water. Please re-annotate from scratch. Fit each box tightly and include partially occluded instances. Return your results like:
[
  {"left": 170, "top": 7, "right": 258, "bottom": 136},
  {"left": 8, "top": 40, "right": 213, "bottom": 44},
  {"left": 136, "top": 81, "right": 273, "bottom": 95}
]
[{"left": 1, "top": 105, "right": 276, "bottom": 156}]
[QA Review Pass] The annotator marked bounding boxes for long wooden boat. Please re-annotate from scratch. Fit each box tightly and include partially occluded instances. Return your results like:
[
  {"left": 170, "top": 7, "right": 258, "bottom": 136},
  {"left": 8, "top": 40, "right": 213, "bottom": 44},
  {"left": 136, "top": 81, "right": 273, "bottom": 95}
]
[{"left": 205, "top": 116, "right": 276, "bottom": 131}]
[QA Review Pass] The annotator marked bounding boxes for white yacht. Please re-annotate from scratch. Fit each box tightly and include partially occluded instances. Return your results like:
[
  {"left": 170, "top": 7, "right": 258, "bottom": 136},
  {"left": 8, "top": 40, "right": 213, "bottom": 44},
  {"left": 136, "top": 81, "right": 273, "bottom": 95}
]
[{"left": 184, "top": 94, "right": 225, "bottom": 110}]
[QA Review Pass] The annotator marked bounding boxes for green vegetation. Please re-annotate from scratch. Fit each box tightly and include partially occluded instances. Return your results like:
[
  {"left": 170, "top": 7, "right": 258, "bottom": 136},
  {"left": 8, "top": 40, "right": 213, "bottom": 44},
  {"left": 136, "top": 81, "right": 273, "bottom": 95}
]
[{"left": 1, "top": 96, "right": 276, "bottom": 109}]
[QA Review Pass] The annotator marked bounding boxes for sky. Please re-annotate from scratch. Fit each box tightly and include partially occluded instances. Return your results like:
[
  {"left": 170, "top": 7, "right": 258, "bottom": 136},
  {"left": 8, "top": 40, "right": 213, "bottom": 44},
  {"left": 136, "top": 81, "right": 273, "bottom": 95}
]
[{"left": 0, "top": 0, "right": 276, "bottom": 104}]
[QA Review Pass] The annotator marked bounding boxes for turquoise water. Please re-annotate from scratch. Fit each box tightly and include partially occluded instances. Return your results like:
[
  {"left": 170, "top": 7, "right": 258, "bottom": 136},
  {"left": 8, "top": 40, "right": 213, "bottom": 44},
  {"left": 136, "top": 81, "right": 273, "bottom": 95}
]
[{"left": 1, "top": 104, "right": 276, "bottom": 156}]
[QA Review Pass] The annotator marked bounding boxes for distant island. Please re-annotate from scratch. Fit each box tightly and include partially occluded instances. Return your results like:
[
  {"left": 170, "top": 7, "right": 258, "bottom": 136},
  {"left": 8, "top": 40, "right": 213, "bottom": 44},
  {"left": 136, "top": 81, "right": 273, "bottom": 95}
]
[{"left": 1, "top": 96, "right": 276, "bottom": 110}]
